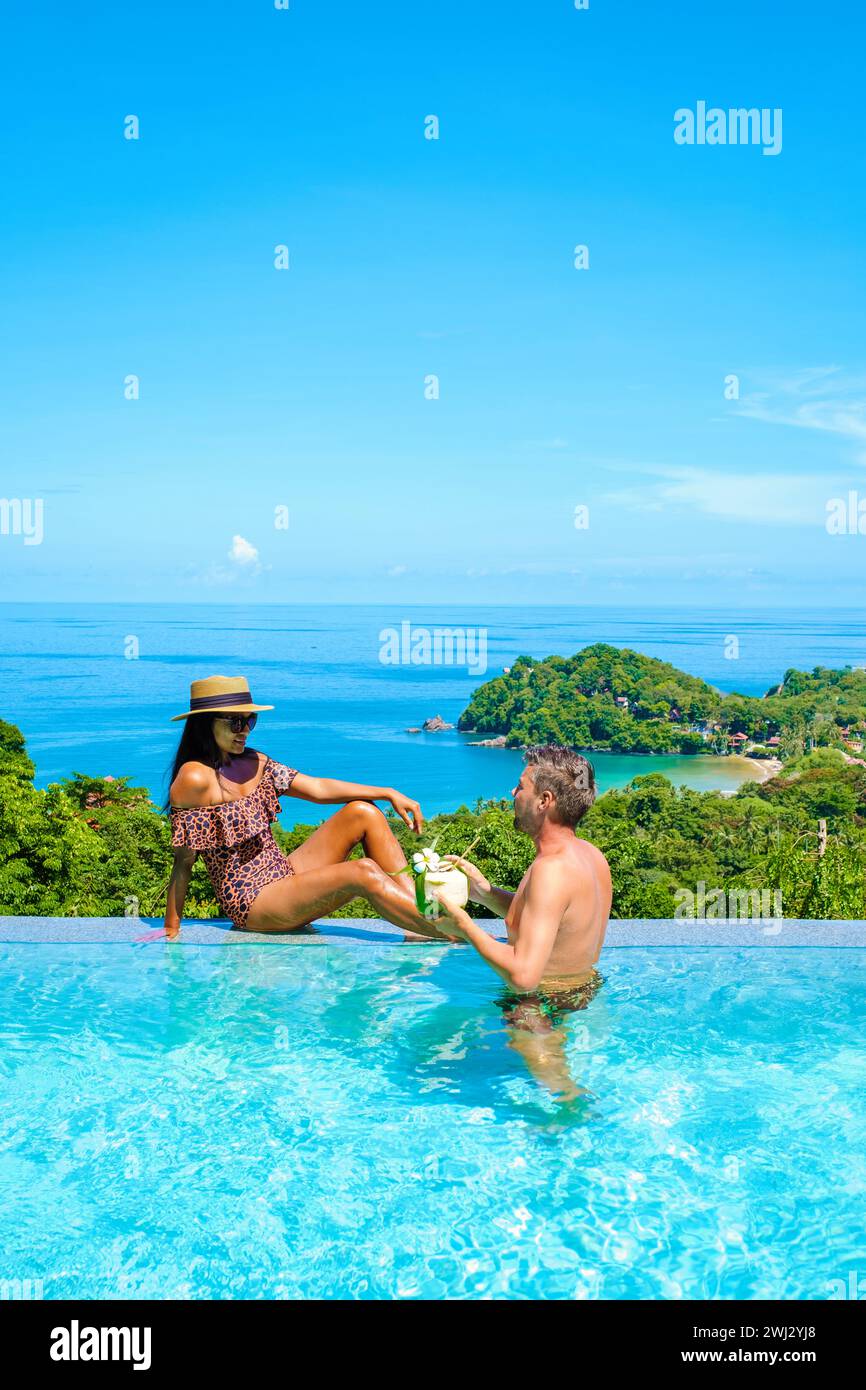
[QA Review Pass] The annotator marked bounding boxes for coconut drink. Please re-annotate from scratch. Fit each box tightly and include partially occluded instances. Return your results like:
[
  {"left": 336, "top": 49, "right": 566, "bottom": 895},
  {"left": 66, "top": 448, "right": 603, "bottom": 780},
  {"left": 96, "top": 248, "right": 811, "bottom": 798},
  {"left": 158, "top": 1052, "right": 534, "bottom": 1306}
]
[
  {"left": 408, "top": 847, "right": 469, "bottom": 918},
  {"left": 421, "top": 864, "right": 469, "bottom": 915}
]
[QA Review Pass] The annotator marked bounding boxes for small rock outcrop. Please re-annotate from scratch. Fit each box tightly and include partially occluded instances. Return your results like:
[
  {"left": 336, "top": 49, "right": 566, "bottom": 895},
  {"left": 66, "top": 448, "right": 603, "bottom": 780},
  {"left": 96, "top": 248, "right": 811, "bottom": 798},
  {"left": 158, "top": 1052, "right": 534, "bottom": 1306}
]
[
  {"left": 422, "top": 714, "right": 454, "bottom": 732},
  {"left": 405, "top": 715, "right": 455, "bottom": 733}
]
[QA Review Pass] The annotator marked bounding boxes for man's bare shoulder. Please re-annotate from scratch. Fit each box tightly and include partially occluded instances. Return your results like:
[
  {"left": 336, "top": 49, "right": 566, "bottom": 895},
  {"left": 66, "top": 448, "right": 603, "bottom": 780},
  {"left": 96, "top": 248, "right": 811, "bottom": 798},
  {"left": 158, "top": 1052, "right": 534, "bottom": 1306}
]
[
  {"left": 524, "top": 852, "right": 578, "bottom": 900},
  {"left": 574, "top": 836, "right": 612, "bottom": 880},
  {"left": 530, "top": 840, "right": 610, "bottom": 893}
]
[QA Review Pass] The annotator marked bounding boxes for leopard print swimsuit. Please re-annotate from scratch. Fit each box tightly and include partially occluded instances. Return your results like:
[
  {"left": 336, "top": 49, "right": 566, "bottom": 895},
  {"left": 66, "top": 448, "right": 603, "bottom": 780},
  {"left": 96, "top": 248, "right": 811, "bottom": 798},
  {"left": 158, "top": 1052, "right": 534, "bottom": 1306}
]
[{"left": 170, "top": 757, "right": 299, "bottom": 929}]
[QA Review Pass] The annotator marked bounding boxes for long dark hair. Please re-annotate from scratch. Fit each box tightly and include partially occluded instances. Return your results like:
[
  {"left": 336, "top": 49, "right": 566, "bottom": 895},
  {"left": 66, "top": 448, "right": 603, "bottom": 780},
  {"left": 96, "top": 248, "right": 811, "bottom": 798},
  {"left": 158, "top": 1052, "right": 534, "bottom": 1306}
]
[{"left": 164, "top": 714, "right": 225, "bottom": 811}]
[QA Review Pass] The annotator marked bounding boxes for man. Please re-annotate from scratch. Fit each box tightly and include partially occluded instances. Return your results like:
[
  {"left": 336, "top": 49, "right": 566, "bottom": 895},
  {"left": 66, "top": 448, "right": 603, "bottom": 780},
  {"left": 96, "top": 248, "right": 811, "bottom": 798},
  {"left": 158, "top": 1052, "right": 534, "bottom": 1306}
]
[{"left": 435, "top": 745, "right": 612, "bottom": 1032}]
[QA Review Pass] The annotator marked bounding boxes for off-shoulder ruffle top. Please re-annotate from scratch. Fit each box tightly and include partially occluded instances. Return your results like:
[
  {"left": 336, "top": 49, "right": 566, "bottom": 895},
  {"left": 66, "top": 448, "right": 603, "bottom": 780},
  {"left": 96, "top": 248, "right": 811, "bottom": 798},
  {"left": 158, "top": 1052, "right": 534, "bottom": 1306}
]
[{"left": 169, "top": 757, "right": 298, "bottom": 850}]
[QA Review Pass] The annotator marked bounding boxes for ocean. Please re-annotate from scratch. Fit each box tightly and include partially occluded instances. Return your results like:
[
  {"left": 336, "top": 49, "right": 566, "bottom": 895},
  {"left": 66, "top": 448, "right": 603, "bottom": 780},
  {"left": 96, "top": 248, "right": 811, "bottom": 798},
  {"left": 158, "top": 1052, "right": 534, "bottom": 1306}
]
[{"left": 1, "top": 604, "right": 863, "bottom": 823}]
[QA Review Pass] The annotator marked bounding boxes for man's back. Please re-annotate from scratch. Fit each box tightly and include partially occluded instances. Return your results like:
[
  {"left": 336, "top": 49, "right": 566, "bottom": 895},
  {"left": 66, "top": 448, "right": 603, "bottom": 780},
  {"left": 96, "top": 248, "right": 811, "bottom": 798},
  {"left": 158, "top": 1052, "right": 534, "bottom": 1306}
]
[{"left": 505, "top": 836, "right": 612, "bottom": 984}]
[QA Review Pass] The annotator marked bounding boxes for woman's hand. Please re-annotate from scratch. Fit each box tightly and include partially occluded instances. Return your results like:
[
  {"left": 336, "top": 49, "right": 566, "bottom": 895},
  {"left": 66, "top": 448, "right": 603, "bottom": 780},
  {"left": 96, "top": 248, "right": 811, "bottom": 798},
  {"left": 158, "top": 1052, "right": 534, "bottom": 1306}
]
[
  {"left": 442, "top": 854, "right": 491, "bottom": 900},
  {"left": 388, "top": 789, "right": 424, "bottom": 834}
]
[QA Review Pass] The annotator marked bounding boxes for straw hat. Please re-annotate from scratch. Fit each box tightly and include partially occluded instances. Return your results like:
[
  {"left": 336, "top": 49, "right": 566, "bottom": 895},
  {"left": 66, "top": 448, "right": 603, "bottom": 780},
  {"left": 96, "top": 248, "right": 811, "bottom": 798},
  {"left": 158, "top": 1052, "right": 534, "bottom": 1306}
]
[{"left": 171, "top": 675, "right": 274, "bottom": 721}]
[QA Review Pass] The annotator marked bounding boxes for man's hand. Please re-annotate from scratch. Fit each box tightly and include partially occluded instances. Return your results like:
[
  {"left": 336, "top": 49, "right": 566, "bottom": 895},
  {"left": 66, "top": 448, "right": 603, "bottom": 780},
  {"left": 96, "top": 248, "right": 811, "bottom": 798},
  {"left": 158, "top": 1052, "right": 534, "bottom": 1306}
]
[
  {"left": 441, "top": 854, "right": 490, "bottom": 901},
  {"left": 388, "top": 789, "right": 424, "bottom": 834},
  {"left": 429, "top": 892, "right": 472, "bottom": 941}
]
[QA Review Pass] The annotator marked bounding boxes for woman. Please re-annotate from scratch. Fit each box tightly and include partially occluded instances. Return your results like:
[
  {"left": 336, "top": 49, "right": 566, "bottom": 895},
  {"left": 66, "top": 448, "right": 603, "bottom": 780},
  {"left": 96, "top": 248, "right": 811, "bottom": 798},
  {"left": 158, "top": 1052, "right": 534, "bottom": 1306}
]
[{"left": 164, "top": 675, "right": 446, "bottom": 939}]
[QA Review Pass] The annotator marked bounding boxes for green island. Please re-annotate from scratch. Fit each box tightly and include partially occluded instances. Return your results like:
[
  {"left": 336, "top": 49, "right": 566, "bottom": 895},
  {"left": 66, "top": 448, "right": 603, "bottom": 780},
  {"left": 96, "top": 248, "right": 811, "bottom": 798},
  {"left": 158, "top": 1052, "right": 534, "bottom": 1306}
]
[
  {"left": 458, "top": 642, "right": 866, "bottom": 760},
  {"left": 2, "top": 696, "right": 866, "bottom": 921}
]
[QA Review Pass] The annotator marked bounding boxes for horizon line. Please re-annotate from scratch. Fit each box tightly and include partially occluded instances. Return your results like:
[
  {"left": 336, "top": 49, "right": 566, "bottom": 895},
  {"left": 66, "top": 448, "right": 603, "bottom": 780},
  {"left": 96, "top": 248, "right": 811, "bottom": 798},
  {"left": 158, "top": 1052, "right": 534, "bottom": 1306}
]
[{"left": 2, "top": 600, "right": 865, "bottom": 613}]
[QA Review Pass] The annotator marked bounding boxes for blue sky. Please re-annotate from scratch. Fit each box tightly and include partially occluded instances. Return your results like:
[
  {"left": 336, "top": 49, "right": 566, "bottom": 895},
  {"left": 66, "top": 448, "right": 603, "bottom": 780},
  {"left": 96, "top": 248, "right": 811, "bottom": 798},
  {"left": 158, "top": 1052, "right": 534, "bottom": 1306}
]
[{"left": 1, "top": 0, "right": 864, "bottom": 606}]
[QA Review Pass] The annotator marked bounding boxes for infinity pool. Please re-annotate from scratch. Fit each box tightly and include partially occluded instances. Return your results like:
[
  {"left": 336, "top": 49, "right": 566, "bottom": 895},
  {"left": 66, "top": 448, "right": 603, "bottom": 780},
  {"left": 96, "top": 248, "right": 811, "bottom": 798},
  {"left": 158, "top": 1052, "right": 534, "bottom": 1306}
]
[{"left": 1, "top": 942, "right": 864, "bottom": 1300}]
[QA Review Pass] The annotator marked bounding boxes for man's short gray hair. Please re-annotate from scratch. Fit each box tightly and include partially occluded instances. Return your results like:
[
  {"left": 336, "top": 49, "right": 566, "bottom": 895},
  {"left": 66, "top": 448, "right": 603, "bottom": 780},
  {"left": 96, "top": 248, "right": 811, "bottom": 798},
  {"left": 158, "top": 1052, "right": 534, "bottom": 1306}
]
[{"left": 523, "top": 745, "right": 596, "bottom": 828}]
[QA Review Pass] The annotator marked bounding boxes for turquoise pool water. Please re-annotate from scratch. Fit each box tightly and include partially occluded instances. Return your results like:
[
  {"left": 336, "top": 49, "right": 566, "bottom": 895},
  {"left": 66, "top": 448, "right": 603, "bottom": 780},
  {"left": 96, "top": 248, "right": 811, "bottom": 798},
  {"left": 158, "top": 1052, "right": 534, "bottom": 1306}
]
[{"left": 1, "top": 943, "right": 864, "bottom": 1300}]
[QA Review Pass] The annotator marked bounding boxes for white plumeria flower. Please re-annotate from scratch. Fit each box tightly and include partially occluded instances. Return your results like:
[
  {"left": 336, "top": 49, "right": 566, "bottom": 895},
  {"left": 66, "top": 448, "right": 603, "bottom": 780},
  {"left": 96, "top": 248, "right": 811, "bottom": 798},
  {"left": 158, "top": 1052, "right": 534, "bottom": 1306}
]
[{"left": 412, "top": 847, "right": 441, "bottom": 873}]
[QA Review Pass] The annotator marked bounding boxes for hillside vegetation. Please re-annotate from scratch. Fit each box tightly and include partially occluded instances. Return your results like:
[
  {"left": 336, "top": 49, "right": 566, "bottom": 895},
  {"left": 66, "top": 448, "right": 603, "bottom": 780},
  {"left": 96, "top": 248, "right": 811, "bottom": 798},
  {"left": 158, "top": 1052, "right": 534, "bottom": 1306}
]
[
  {"left": 2, "top": 717, "right": 864, "bottom": 922},
  {"left": 458, "top": 643, "right": 866, "bottom": 758}
]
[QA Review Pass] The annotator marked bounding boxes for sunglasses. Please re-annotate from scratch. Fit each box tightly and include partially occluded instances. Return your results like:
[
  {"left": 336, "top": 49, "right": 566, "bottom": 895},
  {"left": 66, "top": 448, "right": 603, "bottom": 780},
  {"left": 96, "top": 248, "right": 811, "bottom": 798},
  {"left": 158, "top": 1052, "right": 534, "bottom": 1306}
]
[{"left": 215, "top": 714, "right": 258, "bottom": 733}]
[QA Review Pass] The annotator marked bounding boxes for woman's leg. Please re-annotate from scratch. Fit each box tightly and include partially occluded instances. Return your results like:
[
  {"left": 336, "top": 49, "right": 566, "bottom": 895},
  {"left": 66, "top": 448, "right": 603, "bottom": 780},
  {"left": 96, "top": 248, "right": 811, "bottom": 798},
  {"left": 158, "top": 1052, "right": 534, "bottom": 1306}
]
[
  {"left": 245, "top": 857, "right": 452, "bottom": 940},
  {"left": 288, "top": 800, "right": 409, "bottom": 877},
  {"left": 285, "top": 799, "right": 428, "bottom": 934}
]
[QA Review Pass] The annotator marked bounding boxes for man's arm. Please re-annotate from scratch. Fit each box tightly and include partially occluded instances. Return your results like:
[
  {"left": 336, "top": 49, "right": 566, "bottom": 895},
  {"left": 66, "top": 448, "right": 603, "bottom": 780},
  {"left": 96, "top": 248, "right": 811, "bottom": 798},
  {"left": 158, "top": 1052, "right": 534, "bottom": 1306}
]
[{"left": 432, "top": 859, "right": 570, "bottom": 992}]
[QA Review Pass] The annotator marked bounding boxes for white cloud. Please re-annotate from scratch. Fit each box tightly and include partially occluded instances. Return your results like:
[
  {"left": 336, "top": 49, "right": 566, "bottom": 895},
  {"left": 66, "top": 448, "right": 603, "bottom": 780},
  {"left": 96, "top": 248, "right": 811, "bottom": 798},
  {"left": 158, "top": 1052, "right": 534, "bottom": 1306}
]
[
  {"left": 735, "top": 366, "right": 866, "bottom": 454},
  {"left": 229, "top": 535, "right": 260, "bottom": 569},
  {"left": 603, "top": 465, "right": 830, "bottom": 526},
  {"left": 386, "top": 564, "right": 408, "bottom": 577},
  {"left": 600, "top": 367, "right": 866, "bottom": 528},
  {"left": 188, "top": 535, "right": 268, "bottom": 587}
]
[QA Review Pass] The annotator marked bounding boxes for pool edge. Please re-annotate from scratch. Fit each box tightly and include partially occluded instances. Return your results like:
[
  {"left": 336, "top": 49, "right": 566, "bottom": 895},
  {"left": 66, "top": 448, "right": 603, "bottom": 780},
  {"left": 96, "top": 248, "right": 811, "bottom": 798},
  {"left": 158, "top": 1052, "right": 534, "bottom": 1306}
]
[{"left": 1, "top": 916, "right": 865, "bottom": 946}]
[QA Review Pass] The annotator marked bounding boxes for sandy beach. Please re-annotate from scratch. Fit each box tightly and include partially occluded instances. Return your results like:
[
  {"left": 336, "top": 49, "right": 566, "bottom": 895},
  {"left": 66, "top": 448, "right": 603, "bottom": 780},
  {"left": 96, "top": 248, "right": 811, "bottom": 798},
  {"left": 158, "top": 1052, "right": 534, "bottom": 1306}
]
[
  {"left": 714, "top": 755, "right": 784, "bottom": 792},
  {"left": 730, "top": 755, "right": 784, "bottom": 785}
]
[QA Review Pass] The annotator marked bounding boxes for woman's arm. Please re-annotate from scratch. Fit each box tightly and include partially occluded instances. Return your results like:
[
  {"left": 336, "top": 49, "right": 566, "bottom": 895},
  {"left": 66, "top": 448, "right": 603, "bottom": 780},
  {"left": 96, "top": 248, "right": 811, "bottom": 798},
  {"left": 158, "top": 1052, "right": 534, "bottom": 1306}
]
[
  {"left": 164, "top": 847, "right": 197, "bottom": 940},
  {"left": 286, "top": 772, "right": 423, "bottom": 832}
]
